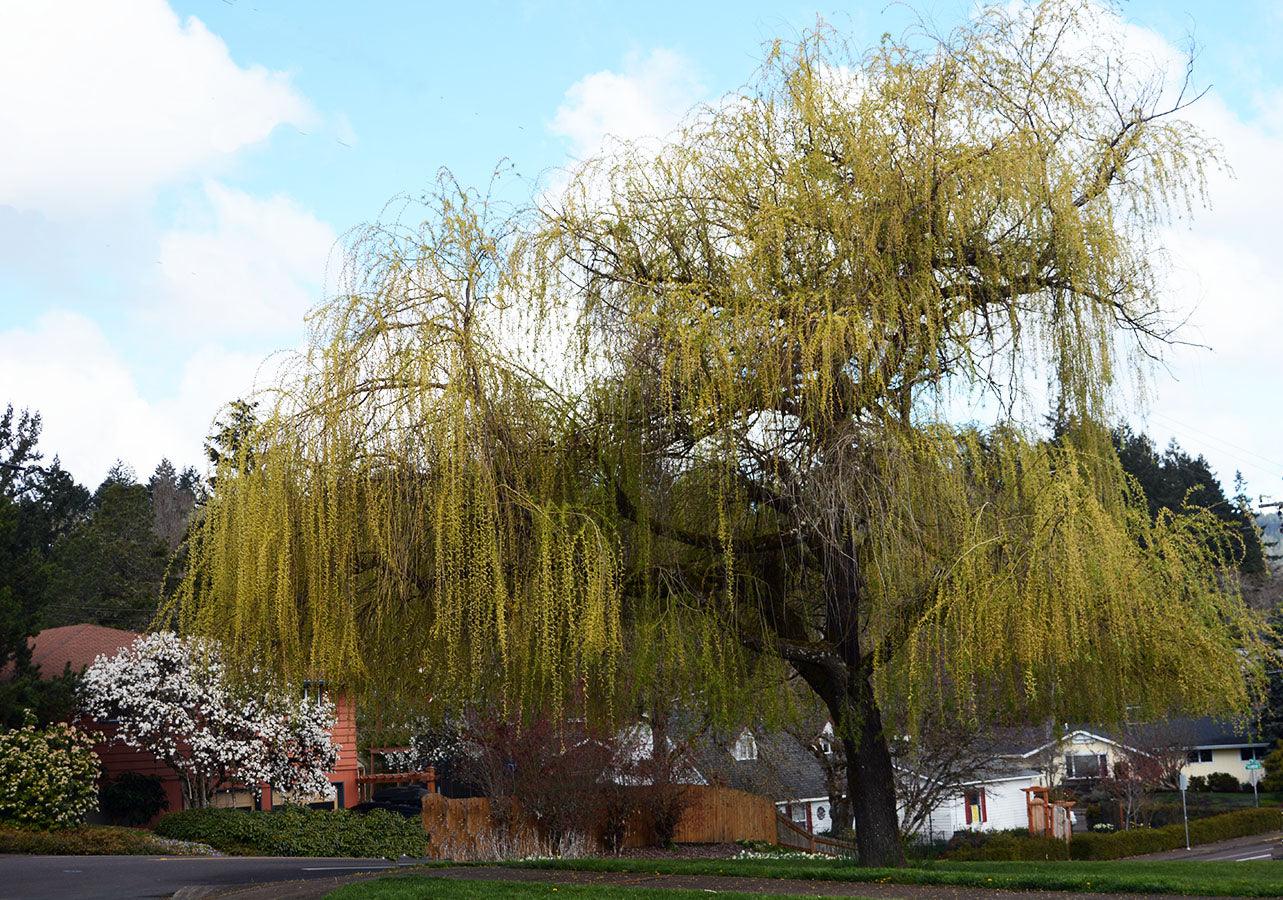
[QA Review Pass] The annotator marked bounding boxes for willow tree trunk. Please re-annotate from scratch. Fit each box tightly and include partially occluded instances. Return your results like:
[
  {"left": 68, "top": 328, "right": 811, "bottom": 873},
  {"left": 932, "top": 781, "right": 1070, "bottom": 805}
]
[
  {"left": 841, "top": 671, "right": 903, "bottom": 866},
  {"left": 823, "top": 539, "right": 905, "bottom": 867},
  {"left": 795, "top": 657, "right": 904, "bottom": 865}
]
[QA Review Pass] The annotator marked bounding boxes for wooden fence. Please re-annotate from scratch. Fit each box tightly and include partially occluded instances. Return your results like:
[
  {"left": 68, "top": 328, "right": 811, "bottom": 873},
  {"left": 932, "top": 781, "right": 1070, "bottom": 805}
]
[
  {"left": 669, "top": 786, "right": 775, "bottom": 845},
  {"left": 421, "top": 785, "right": 777, "bottom": 860}
]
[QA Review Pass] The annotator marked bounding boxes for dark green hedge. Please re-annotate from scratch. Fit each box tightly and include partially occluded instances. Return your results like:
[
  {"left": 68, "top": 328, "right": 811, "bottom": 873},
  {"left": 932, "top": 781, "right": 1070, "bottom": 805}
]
[
  {"left": 943, "top": 807, "right": 1283, "bottom": 861},
  {"left": 1070, "top": 807, "right": 1283, "bottom": 860},
  {"left": 154, "top": 805, "right": 427, "bottom": 858},
  {"left": 944, "top": 828, "right": 1070, "bottom": 861}
]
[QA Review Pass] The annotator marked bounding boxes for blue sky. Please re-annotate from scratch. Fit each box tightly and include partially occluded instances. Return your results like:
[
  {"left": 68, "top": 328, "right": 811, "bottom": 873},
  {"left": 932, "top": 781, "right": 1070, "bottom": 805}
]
[{"left": 2, "top": 0, "right": 1282, "bottom": 500}]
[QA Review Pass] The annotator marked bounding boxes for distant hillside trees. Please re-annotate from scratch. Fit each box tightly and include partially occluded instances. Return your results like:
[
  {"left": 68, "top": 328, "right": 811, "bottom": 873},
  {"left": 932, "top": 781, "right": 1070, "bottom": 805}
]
[
  {"left": 0, "top": 402, "right": 207, "bottom": 727},
  {"left": 1113, "top": 426, "right": 1265, "bottom": 575}
]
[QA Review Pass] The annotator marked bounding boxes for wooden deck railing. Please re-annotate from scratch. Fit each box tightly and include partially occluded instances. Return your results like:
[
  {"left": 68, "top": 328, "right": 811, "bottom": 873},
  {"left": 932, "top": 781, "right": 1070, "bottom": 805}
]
[
  {"left": 775, "top": 812, "right": 857, "bottom": 856},
  {"left": 356, "top": 768, "right": 436, "bottom": 803}
]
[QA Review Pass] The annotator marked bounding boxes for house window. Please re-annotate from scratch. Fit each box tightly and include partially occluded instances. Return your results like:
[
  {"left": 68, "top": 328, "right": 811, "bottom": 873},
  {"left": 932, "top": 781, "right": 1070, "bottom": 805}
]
[
  {"left": 1187, "top": 749, "right": 1213, "bottom": 764},
  {"left": 732, "top": 729, "right": 758, "bottom": 762},
  {"left": 1240, "top": 747, "right": 1267, "bottom": 761},
  {"left": 963, "top": 788, "right": 987, "bottom": 825},
  {"left": 1065, "top": 753, "right": 1107, "bottom": 779},
  {"left": 303, "top": 680, "right": 328, "bottom": 703}
]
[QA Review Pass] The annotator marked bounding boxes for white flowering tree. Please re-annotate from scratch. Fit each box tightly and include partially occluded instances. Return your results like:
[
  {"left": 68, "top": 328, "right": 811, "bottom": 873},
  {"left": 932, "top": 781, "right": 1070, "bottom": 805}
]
[{"left": 81, "top": 632, "right": 339, "bottom": 809}]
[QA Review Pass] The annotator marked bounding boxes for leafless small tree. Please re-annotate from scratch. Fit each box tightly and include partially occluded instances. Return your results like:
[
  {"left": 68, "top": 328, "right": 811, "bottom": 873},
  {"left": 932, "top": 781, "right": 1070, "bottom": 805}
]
[
  {"left": 621, "top": 707, "right": 698, "bottom": 846},
  {"left": 784, "top": 715, "right": 851, "bottom": 837},
  {"left": 890, "top": 713, "right": 1005, "bottom": 839},
  {"left": 1095, "top": 723, "right": 1190, "bottom": 828}
]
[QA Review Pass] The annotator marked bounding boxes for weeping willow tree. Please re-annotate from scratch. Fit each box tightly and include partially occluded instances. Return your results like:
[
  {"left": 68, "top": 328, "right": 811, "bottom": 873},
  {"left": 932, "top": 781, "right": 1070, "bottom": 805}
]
[{"left": 170, "top": 0, "right": 1268, "bottom": 866}]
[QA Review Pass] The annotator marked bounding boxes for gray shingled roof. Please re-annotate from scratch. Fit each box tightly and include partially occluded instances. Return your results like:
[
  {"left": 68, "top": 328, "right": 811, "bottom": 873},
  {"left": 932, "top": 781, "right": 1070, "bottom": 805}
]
[
  {"left": 690, "top": 728, "right": 831, "bottom": 802},
  {"left": 978, "top": 717, "right": 1269, "bottom": 757}
]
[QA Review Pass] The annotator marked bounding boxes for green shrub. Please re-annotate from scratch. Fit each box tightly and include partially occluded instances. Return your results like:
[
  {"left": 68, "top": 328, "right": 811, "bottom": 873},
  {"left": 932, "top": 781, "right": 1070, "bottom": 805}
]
[
  {"left": 0, "top": 717, "right": 100, "bottom": 829},
  {"left": 1204, "top": 772, "right": 1242, "bottom": 793},
  {"left": 0, "top": 823, "right": 167, "bottom": 855},
  {"left": 942, "top": 828, "right": 1070, "bottom": 861},
  {"left": 99, "top": 772, "right": 169, "bottom": 826},
  {"left": 1070, "top": 807, "right": 1283, "bottom": 860},
  {"left": 154, "top": 805, "right": 428, "bottom": 858},
  {"left": 941, "top": 808, "right": 1283, "bottom": 862}
]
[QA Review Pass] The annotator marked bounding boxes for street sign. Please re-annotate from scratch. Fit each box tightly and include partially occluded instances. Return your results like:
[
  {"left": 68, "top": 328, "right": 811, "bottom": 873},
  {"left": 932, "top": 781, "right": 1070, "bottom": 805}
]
[
  {"left": 1245, "top": 759, "right": 1263, "bottom": 771},
  {"left": 1178, "top": 772, "right": 1189, "bottom": 792}
]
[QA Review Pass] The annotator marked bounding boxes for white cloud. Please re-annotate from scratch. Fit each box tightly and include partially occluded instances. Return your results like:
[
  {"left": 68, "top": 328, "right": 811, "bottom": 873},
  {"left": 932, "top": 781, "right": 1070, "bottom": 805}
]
[
  {"left": 1055, "top": 4, "right": 1283, "bottom": 493},
  {"left": 0, "top": 0, "right": 311, "bottom": 216},
  {"left": 0, "top": 312, "right": 271, "bottom": 483},
  {"left": 0, "top": 3, "right": 336, "bottom": 485},
  {"left": 153, "top": 182, "right": 337, "bottom": 336},
  {"left": 550, "top": 49, "right": 704, "bottom": 159},
  {"left": 1144, "top": 91, "right": 1283, "bottom": 492}
]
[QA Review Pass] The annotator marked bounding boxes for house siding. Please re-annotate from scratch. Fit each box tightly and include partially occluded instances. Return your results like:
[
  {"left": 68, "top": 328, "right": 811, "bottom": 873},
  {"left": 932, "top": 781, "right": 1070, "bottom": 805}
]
[
  {"left": 1056, "top": 735, "right": 1122, "bottom": 782},
  {"left": 776, "top": 797, "right": 841, "bottom": 834},
  {"left": 908, "top": 775, "right": 1040, "bottom": 841},
  {"left": 1182, "top": 747, "right": 1266, "bottom": 785},
  {"left": 87, "top": 722, "right": 185, "bottom": 824},
  {"left": 329, "top": 693, "right": 360, "bottom": 807}
]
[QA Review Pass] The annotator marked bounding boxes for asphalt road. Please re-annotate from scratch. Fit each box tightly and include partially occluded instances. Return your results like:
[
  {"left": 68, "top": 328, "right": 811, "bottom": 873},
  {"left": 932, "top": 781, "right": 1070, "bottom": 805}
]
[
  {"left": 1129, "top": 830, "right": 1283, "bottom": 862},
  {"left": 0, "top": 854, "right": 423, "bottom": 900}
]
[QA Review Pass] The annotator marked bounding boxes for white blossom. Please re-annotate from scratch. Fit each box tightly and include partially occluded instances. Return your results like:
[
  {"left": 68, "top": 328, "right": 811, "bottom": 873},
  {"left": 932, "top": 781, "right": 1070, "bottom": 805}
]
[{"left": 80, "top": 632, "right": 339, "bottom": 809}]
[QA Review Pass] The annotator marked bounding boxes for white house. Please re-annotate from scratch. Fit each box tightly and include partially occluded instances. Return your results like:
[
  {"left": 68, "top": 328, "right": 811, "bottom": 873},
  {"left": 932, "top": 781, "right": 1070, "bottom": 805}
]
[
  {"left": 1171, "top": 719, "right": 1271, "bottom": 786},
  {"left": 692, "top": 723, "right": 1040, "bottom": 839},
  {"left": 906, "top": 767, "right": 1043, "bottom": 841},
  {"left": 998, "top": 719, "right": 1272, "bottom": 790}
]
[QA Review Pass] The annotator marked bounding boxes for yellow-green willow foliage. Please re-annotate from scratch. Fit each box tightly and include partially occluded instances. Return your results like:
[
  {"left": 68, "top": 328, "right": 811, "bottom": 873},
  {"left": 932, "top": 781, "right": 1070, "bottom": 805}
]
[
  {"left": 173, "top": 0, "right": 1265, "bottom": 751},
  {"left": 169, "top": 178, "right": 623, "bottom": 716},
  {"left": 537, "top": 0, "right": 1263, "bottom": 732},
  {"left": 866, "top": 427, "right": 1262, "bottom": 726}
]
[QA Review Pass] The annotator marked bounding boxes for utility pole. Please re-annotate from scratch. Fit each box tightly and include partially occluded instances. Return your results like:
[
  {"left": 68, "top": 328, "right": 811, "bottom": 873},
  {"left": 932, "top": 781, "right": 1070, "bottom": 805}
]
[{"left": 1257, "top": 497, "right": 1283, "bottom": 570}]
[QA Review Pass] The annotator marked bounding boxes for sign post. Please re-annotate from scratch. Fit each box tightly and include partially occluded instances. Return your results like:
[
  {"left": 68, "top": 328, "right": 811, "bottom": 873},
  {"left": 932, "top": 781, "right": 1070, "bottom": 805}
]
[
  {"left": 1178, "top": 771, "right": 1191, "bottom": 851},
  {"left": 1246, "top": 758, "right": 1263, "bottom": 807}
]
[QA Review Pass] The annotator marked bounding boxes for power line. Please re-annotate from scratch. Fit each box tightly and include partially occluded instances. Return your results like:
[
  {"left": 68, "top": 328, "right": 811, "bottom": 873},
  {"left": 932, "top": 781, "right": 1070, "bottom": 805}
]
[{"left": 1148, "top": 410, "right": 1283, "bottom": 472}]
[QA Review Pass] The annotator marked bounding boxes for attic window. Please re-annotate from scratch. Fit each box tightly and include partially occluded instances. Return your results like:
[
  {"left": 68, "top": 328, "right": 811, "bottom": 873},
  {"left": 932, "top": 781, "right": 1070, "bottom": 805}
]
[
  {"left": 818, "top": 721, "right": 835, "bottom": 755},
  {"left": 733, "top": 729, "right": 758, "bottom": 761}
]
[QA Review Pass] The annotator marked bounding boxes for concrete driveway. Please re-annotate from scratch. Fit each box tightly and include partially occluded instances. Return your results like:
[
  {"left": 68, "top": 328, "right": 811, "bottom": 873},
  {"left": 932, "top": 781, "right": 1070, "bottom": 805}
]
[
  {"left": 0, "top": 854, "right": 424, "bottom": 900},
  {"left": 1128, "top": 831, "right": 1283, "bottom": 862}
]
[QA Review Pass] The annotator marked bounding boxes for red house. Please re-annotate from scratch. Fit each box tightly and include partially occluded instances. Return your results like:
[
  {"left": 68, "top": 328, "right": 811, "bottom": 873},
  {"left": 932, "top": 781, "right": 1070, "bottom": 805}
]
[{"left": 27, "top": 624, "right": 360, "bottom": 818}]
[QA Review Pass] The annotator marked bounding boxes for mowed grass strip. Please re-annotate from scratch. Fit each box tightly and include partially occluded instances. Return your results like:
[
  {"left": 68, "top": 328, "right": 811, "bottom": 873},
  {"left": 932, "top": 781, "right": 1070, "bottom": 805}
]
[
  {"left": 326, "top": 874, "right": 866, "bottom": 899},
  {"left": 516, "top": 856, "right": 1283, "bottom": 897}
]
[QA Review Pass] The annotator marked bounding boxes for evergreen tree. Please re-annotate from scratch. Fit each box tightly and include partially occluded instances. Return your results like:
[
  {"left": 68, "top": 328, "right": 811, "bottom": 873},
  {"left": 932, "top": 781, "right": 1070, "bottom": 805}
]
[
  {"left": 46, "top": 464, "right": 169, "bottom": 630},
  {"left": 1113, "top": 427, "right": 1265, "bottom": 574},
  {"left": 0, "top": 407, "right": 86, "bottom": 726}
]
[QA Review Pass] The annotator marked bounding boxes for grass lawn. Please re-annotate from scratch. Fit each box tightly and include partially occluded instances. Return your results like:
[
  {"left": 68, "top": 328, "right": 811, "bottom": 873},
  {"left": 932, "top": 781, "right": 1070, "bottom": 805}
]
[
  {"left": 516, "top": 856, "right": 1283, "bottom": 897},
  {"left": 326, "top": 875, "right": 867, "bottom": 899}
]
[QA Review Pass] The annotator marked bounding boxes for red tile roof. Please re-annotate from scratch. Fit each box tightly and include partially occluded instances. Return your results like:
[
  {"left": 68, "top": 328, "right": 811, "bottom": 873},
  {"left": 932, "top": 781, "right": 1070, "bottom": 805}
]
[{"left": 28, "top": 624, "right": 138, "bottom": 677}]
